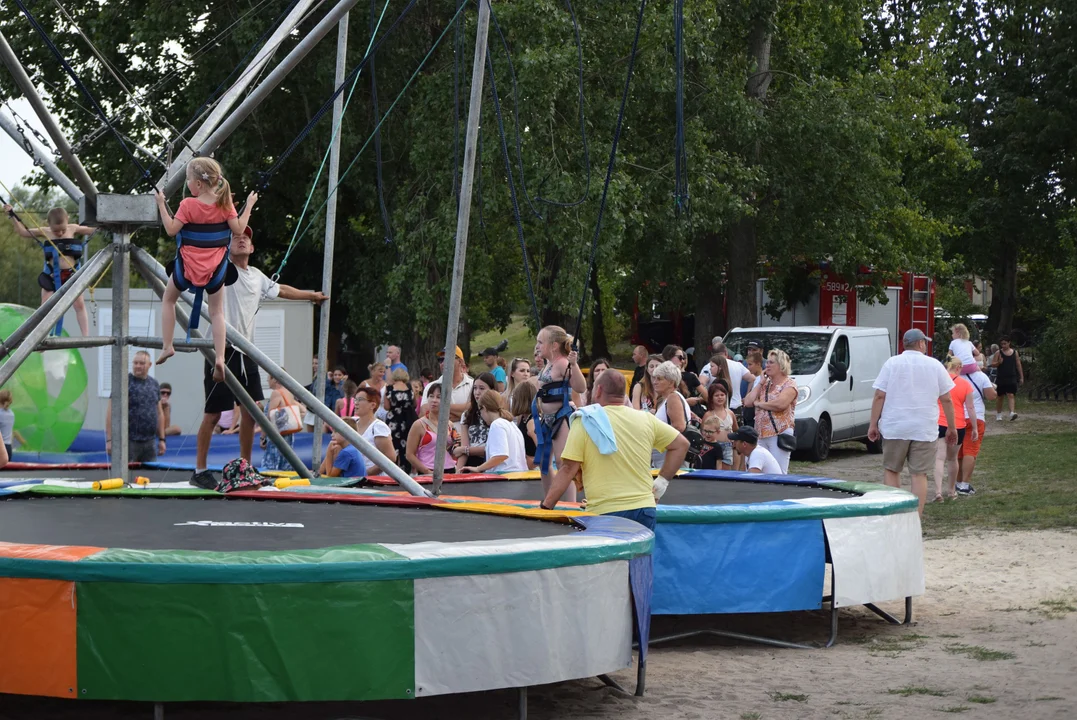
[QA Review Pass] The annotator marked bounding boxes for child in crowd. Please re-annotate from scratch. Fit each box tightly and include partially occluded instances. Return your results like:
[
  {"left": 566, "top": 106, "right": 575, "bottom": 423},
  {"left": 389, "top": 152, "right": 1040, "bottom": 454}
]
[
  {"left": 335, "top": 380, "right": 359, "bottom": 418},
  {"left": 701, "top": 379, "right": 737, "bottom": 470},
  {"left": 155, "top": 157, "right": 257, "bottom": 381},
  {"left": 948, "top": 324, "right": 979, "bottom": 375},
  {"left": 5, "top": 204, "right": 96, "bottom": 336},
  {"left": 319, "top": 417, "right": 367, "bottom": 478},
  {"left": 0, "top": 389, "right": 26, "bottom": 461}
]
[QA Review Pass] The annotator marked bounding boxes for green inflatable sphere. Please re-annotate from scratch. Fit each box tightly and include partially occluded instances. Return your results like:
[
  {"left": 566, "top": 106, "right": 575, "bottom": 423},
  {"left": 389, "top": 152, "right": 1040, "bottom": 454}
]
[{"left": 0, "top": 303, "right": 88, "bottom": 453}]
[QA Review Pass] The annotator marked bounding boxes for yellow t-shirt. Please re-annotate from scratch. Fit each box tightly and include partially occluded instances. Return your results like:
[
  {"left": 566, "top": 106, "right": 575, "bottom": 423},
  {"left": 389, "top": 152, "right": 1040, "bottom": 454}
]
[{"left": 561, "top": 404, "right": 680, "bottom": 515}]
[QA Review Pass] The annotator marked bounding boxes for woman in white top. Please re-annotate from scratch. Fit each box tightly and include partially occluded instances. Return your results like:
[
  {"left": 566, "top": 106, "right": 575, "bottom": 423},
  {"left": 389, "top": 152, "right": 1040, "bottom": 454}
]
[
  {"left": 350, "top": 385, "right": 395, "bottom": 474},
  {"left": 652, "top": 360, "right": 690, "bottom": 468},
  {"left": 460, "top": 390, "right": 528, "bottom": 474}
]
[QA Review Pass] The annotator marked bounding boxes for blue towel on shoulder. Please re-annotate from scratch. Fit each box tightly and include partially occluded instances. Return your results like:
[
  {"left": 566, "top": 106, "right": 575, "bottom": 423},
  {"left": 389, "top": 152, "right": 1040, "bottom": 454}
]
[{"left": 572, "top": 404, "right": 618, "bottom": 455}]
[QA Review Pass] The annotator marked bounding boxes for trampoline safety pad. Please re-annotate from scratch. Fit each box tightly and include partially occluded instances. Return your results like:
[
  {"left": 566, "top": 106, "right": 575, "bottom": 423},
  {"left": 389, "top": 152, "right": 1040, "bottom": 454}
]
[{"left": 0, "top": 484, "right": 653, "bottom": 703}]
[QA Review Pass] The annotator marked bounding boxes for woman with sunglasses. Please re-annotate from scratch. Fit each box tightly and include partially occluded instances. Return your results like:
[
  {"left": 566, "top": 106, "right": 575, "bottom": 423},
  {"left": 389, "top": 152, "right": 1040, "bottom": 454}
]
[{"left": 743, "top": 349, "right": 798, "bottom": 473}]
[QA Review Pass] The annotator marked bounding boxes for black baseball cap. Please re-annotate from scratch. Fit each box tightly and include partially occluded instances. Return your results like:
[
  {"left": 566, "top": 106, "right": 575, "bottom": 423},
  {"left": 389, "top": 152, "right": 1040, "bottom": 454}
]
[
  {"left": 481, "top": 347, "right": 499, "bottom": 357},
  {"left": 727, "top": 426, "right": 759, "bottom": 444}
]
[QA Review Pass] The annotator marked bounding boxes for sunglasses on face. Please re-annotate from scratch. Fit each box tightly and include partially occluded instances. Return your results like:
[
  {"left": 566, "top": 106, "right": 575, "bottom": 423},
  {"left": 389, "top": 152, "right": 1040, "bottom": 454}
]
[
  {"left": 160, "top": 391, "right": 171, "bottom": 396},
  {"left": 675, "top": 354, "right": 686, "bottom": 360}
]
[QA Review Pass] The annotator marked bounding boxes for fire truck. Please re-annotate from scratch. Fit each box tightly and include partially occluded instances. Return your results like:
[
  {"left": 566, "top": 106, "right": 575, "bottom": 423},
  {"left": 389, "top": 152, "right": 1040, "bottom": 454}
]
[{"left": 632, "top": 270, "right": 935, "bottom": 356}]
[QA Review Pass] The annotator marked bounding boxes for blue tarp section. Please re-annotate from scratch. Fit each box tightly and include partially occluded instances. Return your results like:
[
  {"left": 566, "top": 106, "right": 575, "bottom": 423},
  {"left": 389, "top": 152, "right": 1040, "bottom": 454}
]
[
  {"left": 0, "top": 479, "right": 44, "bottom": 488},
  {"left": 13, "top": 430, "right": 332, "bottom": 471},
  {"left": 652, "top": 518, "right": 826, "bottom": 615},
  {"left": 629, "top": 554, "right": 653, "bottom": 663}
]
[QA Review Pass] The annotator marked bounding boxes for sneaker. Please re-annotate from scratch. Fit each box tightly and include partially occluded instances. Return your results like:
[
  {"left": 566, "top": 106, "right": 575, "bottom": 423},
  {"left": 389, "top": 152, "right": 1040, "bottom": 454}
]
[
  {"left": 956, "top": 482, "right": 976, "bottom": 495},
  {"left": 190, "top": 470, "right": 219, "bottom": 490},
  {"left": 996, "top": 414, "right": 1003, "bottom": 421},
  {"left": 1010, "top": 413, "right": 1018, "bottom": 421}
]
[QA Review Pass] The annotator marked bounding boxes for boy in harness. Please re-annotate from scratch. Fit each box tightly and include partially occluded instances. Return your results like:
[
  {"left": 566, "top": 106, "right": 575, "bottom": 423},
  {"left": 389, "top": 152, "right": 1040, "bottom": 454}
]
[
  {"left": 155, "top": 157, "right": 257, "bottom": 382},
  {"left": 5, "top": 204, "right": 95, "bottom": 336},
  {"left": 532, "top": 325, "right": 586, "bottom": 502}
]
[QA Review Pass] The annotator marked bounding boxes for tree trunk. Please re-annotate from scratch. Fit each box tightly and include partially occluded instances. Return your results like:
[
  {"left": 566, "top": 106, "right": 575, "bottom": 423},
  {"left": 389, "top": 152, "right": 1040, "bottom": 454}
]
[
  {"left": 725, "top": 12, "right": 774, "bottom": 330},
  {"left": 589, "top": 269, "right": 609, "bottom": 361},
  {"left": 993, "top": 241, "right": 1019, "bottom": 335},
  {"left": 695, "top": 232, "right": 727, "bottom": 353}
]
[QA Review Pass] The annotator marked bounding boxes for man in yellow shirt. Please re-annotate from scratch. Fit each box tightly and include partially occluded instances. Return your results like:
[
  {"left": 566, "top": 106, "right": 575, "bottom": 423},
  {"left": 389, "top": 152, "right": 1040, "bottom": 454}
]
[{"left": 541, "top": 370, "right": 688, "bottom": 530}]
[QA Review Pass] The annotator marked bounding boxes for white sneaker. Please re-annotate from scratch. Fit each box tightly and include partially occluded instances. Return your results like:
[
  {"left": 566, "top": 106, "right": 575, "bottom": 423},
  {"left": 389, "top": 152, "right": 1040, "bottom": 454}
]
[{"left": 996, "top": 414, "right": 1003, "bottom": 421}]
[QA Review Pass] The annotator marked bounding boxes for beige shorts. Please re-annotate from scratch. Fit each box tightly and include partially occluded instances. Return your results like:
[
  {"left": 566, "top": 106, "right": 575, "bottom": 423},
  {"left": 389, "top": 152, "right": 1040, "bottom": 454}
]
[{"left": 882, "top": 438, "right": 937, "bottom": 476}]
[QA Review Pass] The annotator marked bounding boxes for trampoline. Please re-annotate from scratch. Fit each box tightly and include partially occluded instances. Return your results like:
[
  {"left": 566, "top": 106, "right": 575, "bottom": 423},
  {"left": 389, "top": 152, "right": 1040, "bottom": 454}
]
[
  {"left": 0, "top": 471, "right": 654, "bottom": 712},
  {"left": 386, "top": 470, "right": 925, "bottom": 648}
]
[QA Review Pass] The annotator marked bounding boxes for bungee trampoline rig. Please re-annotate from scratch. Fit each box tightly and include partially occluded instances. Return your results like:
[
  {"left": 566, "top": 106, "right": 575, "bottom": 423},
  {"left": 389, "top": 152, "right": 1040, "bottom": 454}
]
[{"left": 0, "top": 0, "right": 663, "bottom": 716}]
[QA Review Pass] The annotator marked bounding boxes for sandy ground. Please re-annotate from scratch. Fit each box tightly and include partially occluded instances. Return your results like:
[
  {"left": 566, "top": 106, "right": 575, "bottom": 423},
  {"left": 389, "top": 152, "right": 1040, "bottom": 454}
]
[{"left": 3, "top": 414, "right": 1076, "bottom": 720}]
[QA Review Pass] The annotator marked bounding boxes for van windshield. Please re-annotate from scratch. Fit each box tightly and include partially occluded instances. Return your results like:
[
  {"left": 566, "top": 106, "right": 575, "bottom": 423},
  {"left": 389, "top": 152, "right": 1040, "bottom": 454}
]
[{"left": 722, "top": 332, "right": 833, "bottom": 376}]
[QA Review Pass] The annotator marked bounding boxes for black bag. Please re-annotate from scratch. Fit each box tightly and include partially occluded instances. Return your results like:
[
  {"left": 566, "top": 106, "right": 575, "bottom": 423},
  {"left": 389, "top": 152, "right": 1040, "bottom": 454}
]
[
  {"left": 682, "top": 424, "right": 707, "bottom": 467},
  {"left": 765, "top": 381, "right": 798, "bottom": 453}
]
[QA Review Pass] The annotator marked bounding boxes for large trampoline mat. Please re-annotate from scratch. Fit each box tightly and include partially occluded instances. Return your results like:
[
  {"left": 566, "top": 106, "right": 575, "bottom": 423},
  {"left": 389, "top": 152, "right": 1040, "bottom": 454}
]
[
  {"left": 433, "top": 479, "right": 566, "bottom": 502},
  {"left": 0, "top": 496, "right": 577, "bottom": 551},
  {"left": 660, "top": 478, "right": 856, "bottom": 506}
]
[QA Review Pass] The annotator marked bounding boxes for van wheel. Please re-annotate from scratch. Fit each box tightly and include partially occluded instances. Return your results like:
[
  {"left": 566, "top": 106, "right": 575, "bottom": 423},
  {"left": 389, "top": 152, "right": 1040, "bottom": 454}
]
[
  {"left": 810, "top": 416, "right": 832, "bottom": 462},
  {"left": 865, "top": 436, "right": 883, "bottom": 454}
]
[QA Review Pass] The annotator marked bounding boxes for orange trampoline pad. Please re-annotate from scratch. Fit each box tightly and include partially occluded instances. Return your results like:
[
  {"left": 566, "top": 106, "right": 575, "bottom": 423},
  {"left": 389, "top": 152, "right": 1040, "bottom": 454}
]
[{"left": 0, "top": 577, "right": 79, "bottom": 698}]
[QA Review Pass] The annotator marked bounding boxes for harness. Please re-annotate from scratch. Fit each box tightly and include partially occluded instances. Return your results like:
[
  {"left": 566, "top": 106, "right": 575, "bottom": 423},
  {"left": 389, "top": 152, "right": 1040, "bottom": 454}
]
[
  {"left": 168, "top": 221, "right": 238, "bottom": 341},
  {"left": 532, "top": 378, "right": 573, "bottom": 474},
  {"left": 41, "top": 237, "right": 84, "bottom": 335}
]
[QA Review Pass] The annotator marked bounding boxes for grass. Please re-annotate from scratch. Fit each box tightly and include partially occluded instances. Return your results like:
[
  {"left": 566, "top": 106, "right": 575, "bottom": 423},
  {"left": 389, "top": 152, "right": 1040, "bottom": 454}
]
[
  {"left": 852, "top": 632, "right": 927, "bottom": 657},
  {"left": 888, "top": 686, "right": 949, "bottom": 697},
  {"left": 768, "top": 691, "right": 809, "bottom": 702},
  {"left": 944, "top": 644, "right": 1016, "bottom": 661},
  {"left": 1038, "top": 597, "right": 1077, "bottom": 618},
  {"left": 921, "top": 423, "right": 1077, "bottom": 538},
  {"left": 468, "top": 314, "right": 635, "bottom": 376},
  {"left": 1035, "top": 696, "right": 1064, "bottom": 701},
  {"left": 740, "top": 713, "right": 761, "bottom": 720},
  {"left": 938, "top": 707, "right": 971, "bottom": 713},
  {"left": 966, "top": 695, "right": 996, "bottom": 704}
]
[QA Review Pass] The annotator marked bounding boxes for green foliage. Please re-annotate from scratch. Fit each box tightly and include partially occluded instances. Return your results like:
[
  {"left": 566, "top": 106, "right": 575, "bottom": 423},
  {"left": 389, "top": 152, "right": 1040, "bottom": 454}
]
[{"left": 0, "top": 0, "right": 1068, "bottom": 363}]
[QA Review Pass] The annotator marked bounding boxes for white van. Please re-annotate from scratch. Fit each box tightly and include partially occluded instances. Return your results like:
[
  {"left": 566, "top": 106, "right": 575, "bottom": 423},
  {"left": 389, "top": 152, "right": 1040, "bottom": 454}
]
[{"left": 721, "top": 326, "right": 892, "bottom": 461}]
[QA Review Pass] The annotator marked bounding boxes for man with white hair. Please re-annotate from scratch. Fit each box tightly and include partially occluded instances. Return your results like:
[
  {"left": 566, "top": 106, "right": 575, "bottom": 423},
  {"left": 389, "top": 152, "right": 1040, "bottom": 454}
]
[
  {"left": 868, "top": 329, "right": 957, "bottom": 515},
  {"left": 106, "top": 350, "right": 165, "bottom": 462}
]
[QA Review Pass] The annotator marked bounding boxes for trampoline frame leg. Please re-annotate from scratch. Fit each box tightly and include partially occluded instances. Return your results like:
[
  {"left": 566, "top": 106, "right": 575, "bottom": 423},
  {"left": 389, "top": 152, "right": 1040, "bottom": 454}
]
[
  {"left": 647, "top": 570, "right": 914, "bottom": 651},
  {"left": 517, "top": 686, "right": 528, "bottom": 720},
  {"left": 153, "top": 702, "right": 164, "bottom": 720},
  {"left": 864, "top": 596, "right": 914, "bottom": 626}
]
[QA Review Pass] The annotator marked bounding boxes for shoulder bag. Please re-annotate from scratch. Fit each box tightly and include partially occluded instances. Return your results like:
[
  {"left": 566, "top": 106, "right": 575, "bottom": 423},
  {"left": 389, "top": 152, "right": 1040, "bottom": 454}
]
[{"left": 765, "top": 380, "right": 798, "bottom": 452}]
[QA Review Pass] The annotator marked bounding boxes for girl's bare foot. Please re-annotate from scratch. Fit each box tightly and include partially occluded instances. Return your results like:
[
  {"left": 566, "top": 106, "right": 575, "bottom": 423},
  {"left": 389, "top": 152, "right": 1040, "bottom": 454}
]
[
  {"left": 156, "top": 347, "right": 175, "bottom": 365},
  {"left": 213, "top": 359, "right": 226, "bottom": 383}
]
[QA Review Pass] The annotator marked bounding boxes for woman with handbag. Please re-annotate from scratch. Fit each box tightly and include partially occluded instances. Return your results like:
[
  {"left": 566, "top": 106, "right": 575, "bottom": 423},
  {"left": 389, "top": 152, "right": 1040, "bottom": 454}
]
[
  {"left": 261, "top": 375, "right": 305, "bottom": 471},
  {"left": 743, "top": 349, "right": 798, "bottom": 473},
  {"left": 653, "top": 360, "right": 698, "bottom": 468}
]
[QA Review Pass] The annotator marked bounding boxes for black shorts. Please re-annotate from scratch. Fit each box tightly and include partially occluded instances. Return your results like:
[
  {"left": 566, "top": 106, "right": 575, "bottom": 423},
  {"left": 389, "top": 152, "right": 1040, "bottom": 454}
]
[
  {"left": 204, "top": 348, "right": 264, "bottom": 414},
  {"left": 938, "top": 425, "right": 966, "bottom": 444},
  {"left": 38, "top": 268, "right": 75, "bottom": 292},
  {"left": 996, "top": 381, "right": 1018, "bottom": 396}
]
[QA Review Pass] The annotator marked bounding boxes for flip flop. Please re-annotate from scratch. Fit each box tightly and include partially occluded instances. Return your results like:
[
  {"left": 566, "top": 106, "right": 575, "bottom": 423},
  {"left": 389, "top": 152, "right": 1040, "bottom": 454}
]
[{"left": 933, "top": 494, "right": 944, "bottom": 503}]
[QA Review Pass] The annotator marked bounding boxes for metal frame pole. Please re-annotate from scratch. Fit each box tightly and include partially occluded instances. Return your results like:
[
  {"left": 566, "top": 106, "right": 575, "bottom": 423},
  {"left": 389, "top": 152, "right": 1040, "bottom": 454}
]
[
  {"left": 0, "top": 109, "right": 83, "bottom": 202},
  {"left": 132, "top": 260, "right": 313, "bottom": 479},
  {"left": 156, "top": 0, "right": 319, "bottom": 192},
  {"left": 432, "top": 0, "right": 492, "bottom": 495},
  {"left": 162, "top": 0, "right": 363, "bottom": 196},
  {"left": 0, "top": 249, "right": 110, "bottom": 363},
  {"left": 0, "top": 30, "right": 98, "bottom": 202},
  {"left": 36, "top": 337, "right": 116, "bottom": 350},
  {"left": 312, "top": 12, "right": 350, "bottom": 468},
  {"left": 132, "top": 247, "right": 426, "bottom": 495},
  {"left": 0, "top": 252, "right": 109, "bottom": 385},
  {"left": 109, "top": 232, "right": 130, "bottom": 482}
]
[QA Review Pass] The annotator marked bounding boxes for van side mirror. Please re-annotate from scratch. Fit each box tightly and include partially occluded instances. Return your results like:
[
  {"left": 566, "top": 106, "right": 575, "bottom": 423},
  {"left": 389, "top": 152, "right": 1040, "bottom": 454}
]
[{"left": 829, "top": 362, "right": 848, "bottom": 383}]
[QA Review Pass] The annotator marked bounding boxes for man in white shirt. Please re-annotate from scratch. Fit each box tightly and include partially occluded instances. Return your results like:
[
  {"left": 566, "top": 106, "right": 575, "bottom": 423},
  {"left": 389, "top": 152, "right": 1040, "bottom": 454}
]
[
  {"left": 422, "top": 345, "right": 473, "bottom": 422},
  {"left": 868, "top": 329, "right": 957, "bottom": 515},
  {"left": 192, "top": 228, "right": 327, "bottom": 487},
  {"left": 728, "top": 426, "right": 783, "bottom": 474},
  {"left": 697, "top": 336, "right": 725, "bottom": 387},
  {"left": 958, "top": 369, "right": 997, "bottom": 495}
]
